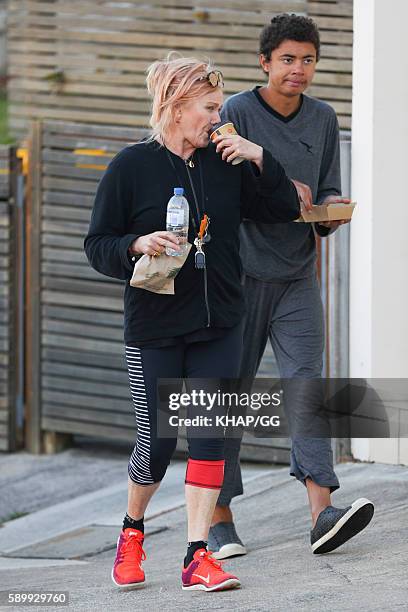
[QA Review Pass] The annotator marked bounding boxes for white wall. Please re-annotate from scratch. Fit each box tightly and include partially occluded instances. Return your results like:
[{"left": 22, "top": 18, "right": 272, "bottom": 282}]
[{"left": 350, "top": 0, "right": 408, "bottom": 465}]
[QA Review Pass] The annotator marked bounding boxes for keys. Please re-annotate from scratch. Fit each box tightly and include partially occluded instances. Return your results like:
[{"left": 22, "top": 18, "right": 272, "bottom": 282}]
[{"left": 194, "top": 237, "right": 206, "bottom": 270}]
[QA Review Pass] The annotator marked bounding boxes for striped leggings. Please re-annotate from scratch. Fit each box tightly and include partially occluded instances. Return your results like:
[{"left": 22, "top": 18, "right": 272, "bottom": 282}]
[{"left": 125, "top": 324, "right": 243, "bottom": 485}]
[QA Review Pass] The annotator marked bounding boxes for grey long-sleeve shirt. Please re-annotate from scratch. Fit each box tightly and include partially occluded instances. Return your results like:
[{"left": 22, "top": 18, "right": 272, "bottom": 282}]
[{"left": 221, "top": 88, "right": 341, "bottom": 281}]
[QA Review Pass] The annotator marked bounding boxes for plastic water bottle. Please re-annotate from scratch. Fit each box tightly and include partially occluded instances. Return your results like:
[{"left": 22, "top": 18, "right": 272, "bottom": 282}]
[{"left": 166, "top": 187, "right": 189, "bottom": 256}]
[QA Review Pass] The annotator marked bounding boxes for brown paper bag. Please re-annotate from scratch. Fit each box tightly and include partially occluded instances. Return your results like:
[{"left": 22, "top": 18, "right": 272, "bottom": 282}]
[{"left": 130, "top": 243, "right": 192, "bottom": 294}]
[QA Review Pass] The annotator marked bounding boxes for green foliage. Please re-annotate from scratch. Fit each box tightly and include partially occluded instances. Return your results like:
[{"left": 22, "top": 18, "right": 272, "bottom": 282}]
[
  {"left": 0, "top": 510, "right": 30, "bottom": 526},
  {"left": 0, "top": 91, "right": 15, "bottom": 145}
]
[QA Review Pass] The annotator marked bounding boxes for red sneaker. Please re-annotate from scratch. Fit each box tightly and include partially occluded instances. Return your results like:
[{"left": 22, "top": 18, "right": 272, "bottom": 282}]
[
  {"left": 111, "top": 528, "right": 146, "bottom": 589},
  {"left": 182, "top": 549, "right": 241, "bottom": 592}
]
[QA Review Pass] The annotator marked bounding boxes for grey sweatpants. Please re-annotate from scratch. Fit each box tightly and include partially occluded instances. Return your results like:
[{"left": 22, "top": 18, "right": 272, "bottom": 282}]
[{"left": 217, "top": 273, "right": 340, "bottom": 506}]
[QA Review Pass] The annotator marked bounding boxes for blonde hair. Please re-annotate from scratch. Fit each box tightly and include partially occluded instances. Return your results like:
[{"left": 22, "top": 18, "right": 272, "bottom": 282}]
[{"left": 146, "top": 52, "right": 222, "bottom": 143}]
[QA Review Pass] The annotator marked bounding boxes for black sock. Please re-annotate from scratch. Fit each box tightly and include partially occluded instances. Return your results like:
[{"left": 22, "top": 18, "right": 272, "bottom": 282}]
[
  {"left": 122, "top": 513, "right": 144, "bottom": 533},
  {"left": 184, "top": 540, "right": 207, "bottom": 568}
]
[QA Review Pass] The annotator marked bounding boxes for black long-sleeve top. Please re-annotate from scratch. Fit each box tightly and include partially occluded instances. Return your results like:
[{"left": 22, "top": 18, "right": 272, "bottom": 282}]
[{"left": 84, "top": 140, "right": 300, "bottom": 344}]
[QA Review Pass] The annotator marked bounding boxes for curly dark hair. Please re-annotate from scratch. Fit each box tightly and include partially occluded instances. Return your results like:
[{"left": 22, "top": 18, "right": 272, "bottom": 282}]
[{"left": 259, "top": 14, "right": 320, "bottom": 62}]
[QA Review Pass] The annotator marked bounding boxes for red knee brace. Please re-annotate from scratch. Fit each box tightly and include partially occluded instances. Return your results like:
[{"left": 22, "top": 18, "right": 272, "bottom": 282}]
[{"left": 185, "top": 459, "right": 225, "bottom": 490}]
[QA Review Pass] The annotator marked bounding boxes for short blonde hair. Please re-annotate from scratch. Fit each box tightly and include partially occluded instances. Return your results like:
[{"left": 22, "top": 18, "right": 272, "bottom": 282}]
[{"left": 146, "top": 52, "right": 222, "bottom": 142}]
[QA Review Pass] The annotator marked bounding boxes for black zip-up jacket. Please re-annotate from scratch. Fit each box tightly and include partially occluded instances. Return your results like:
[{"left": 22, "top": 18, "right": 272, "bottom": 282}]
[{"left": 84, "top": 140, "right": 300, "bottom": 344}]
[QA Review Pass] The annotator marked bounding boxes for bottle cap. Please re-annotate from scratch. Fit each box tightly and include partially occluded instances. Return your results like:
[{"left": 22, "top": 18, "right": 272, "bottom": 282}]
[{"left": 174, "top": 187, "right": 184, "bottom": 196}]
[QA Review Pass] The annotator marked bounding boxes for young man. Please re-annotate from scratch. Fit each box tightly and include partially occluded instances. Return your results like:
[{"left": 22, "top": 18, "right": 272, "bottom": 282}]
[{"left": 209, "top": 14, "right": 374, "bottom": 559}]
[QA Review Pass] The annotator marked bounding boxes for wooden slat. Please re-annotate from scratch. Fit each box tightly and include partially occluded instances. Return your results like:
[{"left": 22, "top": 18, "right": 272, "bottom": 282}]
[
  {"left": 42, "top": 332, "right": 123, "bottom": 355},
  {"left": 0, "top": 409, "right": 9, "bottom": 423},
  {"left": 9, "top": 92, "right": 151, "bottom": 116},
  {"left": 42, "top": 405, "right": 135, "bottom": 428},
  {"left": 42, "top": 277, "right": 124, "bottom": 297},
  {"left": 307, "top": 85, "right": 351, "bottom": 100},
  {"left": 42, "top": 361, "right": 128, "bottom": 384},
  {"left": 42, "top": 318, "right": 122, "bottom": 341},
  {"left": 42, "top": 305, "right": 123, "bottom": 326},
  {"left": 43, "top": 162, "right": 105, "bottom": 181},
  {"left": 42, "top": 290, "right": 122, "bottom": 311},
  {"left": 9, "top": 0, "right": 306, "bottom": 17},
  {"left": 41, "top": 416, "right": 135, "bottom": 442},
  {"left": 42, "top": 233, "right": 87, "bottom": 249},
  {"left": 6, "top": 40, "right": 263, "bottom": 69},
  {"left": 42, "top": 205, "right": 92, "bottom": 222},
  {"left": 43, "top": 120, "right": 140, "bottom": 139},
  {"left": 41, "top": 262, "right": 112, "bottom": 281},
  {"left": 309, "top": 2, "right": 353, "bottom": 16},
  {"left": 9, "top": 0, "right": 305, "bottom": 22},
  {"left": 0, "top": 439, "right": 10, "bottom": 451},
  {"left": 10, "top": 104, "right": 150, "bottom": 129},
  {"left": 42, "top": 220, "right": 90, "bottom": 236},
  {"left": 7, "top": 27, "right": 261, "bottom": 49},
  {"left": 8, "top": 76, "right": 243, "bottom": 99},
  {"left": 42, "top": 175, "right": 98, "bottom": 194},
  {"left": 42, "top": 389, "right": 129, "bottom": 412},
  {"left": 43, "top": 247, "right": 90, "bottom": 263},
  {"left": 0, "top": 353, "right": 10, "bottom": 367},
  {"left": 42, "top": 347, "right": 125, "bottom": 369},
  {"left": 7, "top": 14, "right": 264, "bottom": 40},
  {"left": 43, "top": 192, "right": 94, "bottom": 207},
  {"left": 43, "top": 375, "right": 129, "bottom": 399},
  {"left": 7, "top": 55, "right": 353, "bottom": 80}
]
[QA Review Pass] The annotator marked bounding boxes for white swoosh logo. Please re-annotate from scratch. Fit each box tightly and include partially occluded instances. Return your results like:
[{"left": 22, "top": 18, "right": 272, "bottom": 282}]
[{"left": 192, "top": 573, "right": 210, "bottom": 584}]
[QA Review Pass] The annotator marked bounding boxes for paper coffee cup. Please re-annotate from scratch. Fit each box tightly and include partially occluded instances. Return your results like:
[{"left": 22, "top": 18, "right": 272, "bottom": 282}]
[{"left": 210, "top": 122, "right": 245, "bottom": 165}]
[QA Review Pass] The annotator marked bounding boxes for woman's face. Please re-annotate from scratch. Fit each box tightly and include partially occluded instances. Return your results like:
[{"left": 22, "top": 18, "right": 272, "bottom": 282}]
[{"left": 177, "top": 88, "right": 223, "bottom": 149}]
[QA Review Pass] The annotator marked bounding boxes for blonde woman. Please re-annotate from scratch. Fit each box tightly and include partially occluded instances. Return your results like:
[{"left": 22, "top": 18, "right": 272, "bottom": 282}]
[{"left": 84, "top": 54, "right": 300, "bottom": 592}]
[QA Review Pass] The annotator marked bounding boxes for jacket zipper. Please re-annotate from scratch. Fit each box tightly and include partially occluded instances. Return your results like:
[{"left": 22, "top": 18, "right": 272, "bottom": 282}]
[
  {"left": 185, "top": 166, "right": 211, "bottom": 327},
  {"left": 203, "top": 267, "right": 211, "bottom": 327}
]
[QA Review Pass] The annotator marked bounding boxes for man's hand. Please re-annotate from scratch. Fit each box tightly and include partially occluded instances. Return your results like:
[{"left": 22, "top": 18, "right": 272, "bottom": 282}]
[
  {"left": 317, "top": 195, "right": 352, "bottom": 229},
  {"left": 291, "top": 179, "right": 313, "bottom": 212}
]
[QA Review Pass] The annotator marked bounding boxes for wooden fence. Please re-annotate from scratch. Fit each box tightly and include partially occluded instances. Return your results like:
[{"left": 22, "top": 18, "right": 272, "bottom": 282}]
[
  {"left": 26, "top": 120, "right": 145, "bottom": 452},
  {"left": 24, "top": 119, "right": 291, "bottom": 461},
  {"left": 7, "top": 0, "right": 353, "bottom": 137}
]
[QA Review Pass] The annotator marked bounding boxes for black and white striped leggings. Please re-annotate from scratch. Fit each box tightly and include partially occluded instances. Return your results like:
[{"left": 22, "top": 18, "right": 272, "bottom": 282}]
[{"left": 125, "top": 324, "right": 243, "bottom": 485}]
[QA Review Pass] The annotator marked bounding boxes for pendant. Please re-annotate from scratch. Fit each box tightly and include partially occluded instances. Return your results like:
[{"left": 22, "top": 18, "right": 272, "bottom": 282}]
[{"left": 185, "top": 157, "right": 195, "bottom": 168}]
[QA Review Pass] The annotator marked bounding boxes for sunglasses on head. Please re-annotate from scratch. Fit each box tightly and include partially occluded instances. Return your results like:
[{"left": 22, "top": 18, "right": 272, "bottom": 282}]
[{"left": 199, "top": 69, "right": 224, "bottom": 88}]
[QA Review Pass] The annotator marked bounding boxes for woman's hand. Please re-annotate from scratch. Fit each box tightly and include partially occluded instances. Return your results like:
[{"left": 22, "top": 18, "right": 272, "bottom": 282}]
[
  {"left": 212, "top": 134, "right": 263, "bottom": 171},
  {"left": 129, "top": 231, "right": 181, "bottom": 257}
]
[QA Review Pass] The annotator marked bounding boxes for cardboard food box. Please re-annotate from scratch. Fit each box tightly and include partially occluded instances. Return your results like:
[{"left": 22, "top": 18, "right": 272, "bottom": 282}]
[{"left": 296, "top": 201, "right": 356, "bottom": 223}]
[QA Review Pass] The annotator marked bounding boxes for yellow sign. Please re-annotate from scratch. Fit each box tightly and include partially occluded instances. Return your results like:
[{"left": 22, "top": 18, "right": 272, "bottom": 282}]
[
  {"left": 17, "top": 148, "right": 29, "bottom": 175},
  {"left": 74, "top": 148, "right": 113, "bottom": 171}
]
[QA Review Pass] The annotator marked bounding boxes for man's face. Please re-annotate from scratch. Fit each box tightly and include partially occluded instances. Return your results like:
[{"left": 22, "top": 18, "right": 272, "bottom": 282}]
[{"left": 260, "top": 40, "right": 317, "bottom": 97}]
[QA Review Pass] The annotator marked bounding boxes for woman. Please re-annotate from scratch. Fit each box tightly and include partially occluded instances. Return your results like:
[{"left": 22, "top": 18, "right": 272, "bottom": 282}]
[{"left": 84, "top": 54, "right": 300, "bottom": 593}]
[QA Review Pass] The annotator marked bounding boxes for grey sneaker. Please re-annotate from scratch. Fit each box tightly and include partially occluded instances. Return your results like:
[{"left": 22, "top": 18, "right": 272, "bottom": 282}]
[
  {"left": 311, "top": 497, "right": 374, "bottom": 554},
  {"left": 208, "top": 522, "right": 247, "bottom": 560}
]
